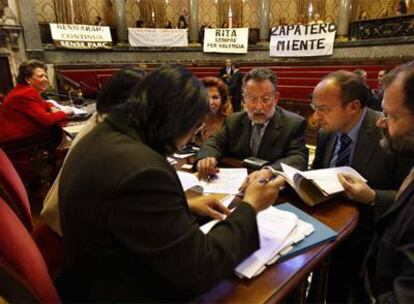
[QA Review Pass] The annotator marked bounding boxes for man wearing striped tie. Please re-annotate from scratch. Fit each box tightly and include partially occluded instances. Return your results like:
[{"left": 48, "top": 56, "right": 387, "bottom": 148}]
[
  {"left": 311, "top": 70, "right": 414, "bottom": 303},
  {"left": 337, "top": 62, "right": 414, "bottom": 303}
]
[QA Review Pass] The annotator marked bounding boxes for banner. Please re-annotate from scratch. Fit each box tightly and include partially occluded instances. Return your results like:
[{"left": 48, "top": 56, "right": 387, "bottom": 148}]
[
  {"left": 270, "top": 23, "right": 336, "bottom": 57},
  {"left": 203, "top": 28, "right": 248, "bottom": 54},
  {"left": 128, "top": 28, "right": 188, "bottom": 47},
  {"left": 50, "top": 23, "right": 112, "bottom": 49}
]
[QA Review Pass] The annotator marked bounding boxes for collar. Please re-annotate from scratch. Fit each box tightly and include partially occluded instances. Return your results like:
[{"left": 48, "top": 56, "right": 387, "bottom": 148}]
[{"left": 340, "top": 107, "right": 367, "bottom": 143}]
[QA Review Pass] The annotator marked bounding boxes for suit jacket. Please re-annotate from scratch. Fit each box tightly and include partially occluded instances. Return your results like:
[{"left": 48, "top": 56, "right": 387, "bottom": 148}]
[
  {"left": 365, "top": 174, "right": 414, "bottom": 303},
  {"left": 0, "top": 84, "right": 67, "bottom": 142},
  {"left": 218, "top": 66, "right": 234, "bottom": 84},
  {"left": 312, "top": 108, "right": 414, "bottom": 219},
  {"left": 196, "top": 107, "right": 308, "bottom": 171},
  {"left": 57, "top": 113, "right": 260, "bottom": 303}
]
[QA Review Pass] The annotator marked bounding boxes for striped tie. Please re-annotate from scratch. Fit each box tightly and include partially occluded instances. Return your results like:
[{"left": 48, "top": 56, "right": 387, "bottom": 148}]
[{"left": 335, "top": 133, "right": 352, "bottom": 167}]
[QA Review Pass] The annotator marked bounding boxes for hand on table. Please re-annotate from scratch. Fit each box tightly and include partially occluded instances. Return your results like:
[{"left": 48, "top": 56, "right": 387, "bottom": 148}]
[
  {"left": 197, "top": 157, "right": 219, "bottom": 181},
  {"left": 188, "top": 196, "right": 230, "bottom": 220}
]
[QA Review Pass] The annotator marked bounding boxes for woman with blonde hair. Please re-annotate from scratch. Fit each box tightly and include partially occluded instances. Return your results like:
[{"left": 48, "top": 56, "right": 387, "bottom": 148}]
[{"left": 196, "top": 77, "right": 233, "bottom": 145}]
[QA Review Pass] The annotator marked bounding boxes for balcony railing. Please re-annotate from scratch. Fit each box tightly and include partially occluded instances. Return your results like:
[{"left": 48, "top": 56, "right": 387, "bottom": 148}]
[{"left": 350, "top": 14, "right": 414, "bottom": 40}]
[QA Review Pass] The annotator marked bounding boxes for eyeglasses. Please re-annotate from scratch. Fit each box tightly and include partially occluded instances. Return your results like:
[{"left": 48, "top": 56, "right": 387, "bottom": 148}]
[
  {"left": 244, "top": 94, "right": 274, "bottom": 105},
  {"left": 379, "top": 111, "right": 411, "bottom": 123},
  {"left": 310, "top": 102, "right": 333, "bottom": 114}
]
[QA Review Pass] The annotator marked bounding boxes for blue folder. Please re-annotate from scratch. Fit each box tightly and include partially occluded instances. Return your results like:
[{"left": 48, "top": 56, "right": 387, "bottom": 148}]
[{"left": 277, "top": 202, "right": 338, "bottom": 261}]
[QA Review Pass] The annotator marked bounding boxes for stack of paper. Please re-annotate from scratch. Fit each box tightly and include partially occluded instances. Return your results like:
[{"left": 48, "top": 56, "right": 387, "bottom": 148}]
[{"left": 199, "top": 206, "right": 314, "bottom": 279}]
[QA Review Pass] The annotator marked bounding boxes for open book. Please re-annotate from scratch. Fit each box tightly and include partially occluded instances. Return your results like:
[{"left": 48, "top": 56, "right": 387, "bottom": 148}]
[
  {"left": 177, "top": 168, "right": 248, "bottom": 195},
  {"left": 271, "top": 163, "right": 367, "bottom": 206}
]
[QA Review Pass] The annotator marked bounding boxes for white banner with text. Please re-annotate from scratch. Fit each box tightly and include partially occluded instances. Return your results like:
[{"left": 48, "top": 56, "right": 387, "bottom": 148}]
[
  {"left": 203, "top": 28, "right": 248, "bottom": 54},
  {"left": 128, "top": 28, "right": 188, "bottom": 47},
  {"left": 50, "top": 23, "right": 112, "bottom": 49},
  {"left": 270, "top": 23, "right": 336, "bottom": 57}
]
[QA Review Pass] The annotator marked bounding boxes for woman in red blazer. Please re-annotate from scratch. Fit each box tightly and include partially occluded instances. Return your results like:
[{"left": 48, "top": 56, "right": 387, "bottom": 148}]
[{"left": 0, "top": 60, "right": 72, "bottom": 142}]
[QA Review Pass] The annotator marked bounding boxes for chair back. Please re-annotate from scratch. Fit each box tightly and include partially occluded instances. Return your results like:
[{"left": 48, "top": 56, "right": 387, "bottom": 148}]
[
  {"left": 0, "top": 148, "right": 33, "bottom": 231},
  {"left": 0, "top": 197, "right": 60, "bottom": 303}
]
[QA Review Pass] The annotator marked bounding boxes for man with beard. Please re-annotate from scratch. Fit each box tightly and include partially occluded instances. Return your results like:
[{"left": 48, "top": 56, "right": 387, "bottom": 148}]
[
  {"left": 311, "top": 70, "right": 414, "bottom": 303},
  {"left": 196, "top": 68, "right": 308, "bottom": 180},
  {"left": 338, "top": 62, "right": 414, "bottom": 303}
]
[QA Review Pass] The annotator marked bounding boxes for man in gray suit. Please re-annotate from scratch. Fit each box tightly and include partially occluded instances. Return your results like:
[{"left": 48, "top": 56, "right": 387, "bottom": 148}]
[
  {"left": 196, "top": 68, "right": 308, "bottom": 180},
  {"left": 311, "top": 70, "right": 414, "bottom": 303}
]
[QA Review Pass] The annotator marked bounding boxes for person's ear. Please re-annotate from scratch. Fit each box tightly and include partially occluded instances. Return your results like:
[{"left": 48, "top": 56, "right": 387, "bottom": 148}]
[
  {"left": 273, "top": 91, "right": 280, "bottom": 106},
  {"left": 349, "top": 99, "right": 361, "bottom": 111}
]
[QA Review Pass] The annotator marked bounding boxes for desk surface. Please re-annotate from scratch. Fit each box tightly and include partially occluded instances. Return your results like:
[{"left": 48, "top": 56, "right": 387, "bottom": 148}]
[{"left": 195, "top": 196, "right": 359, "bottom": 303}]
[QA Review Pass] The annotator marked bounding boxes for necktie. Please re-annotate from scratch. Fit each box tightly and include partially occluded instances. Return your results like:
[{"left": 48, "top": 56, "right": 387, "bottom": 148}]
[
  {"left": 396, "top": 168, "right": 414, "bottom": 200},
  {"left": 335, "top": 133, "right": 352, "bottom": 167},
  {"left": 251, "top": 124, "right": 264, "bottom": 157}
]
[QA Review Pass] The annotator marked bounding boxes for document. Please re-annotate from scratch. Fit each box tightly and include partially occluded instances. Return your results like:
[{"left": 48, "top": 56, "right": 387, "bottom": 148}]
[
  {"left": 177, "top": 168, "right": 248, "bottom": 195},
  {"left": 46, "top": 98, "right": 88, "bottom": 115},
  {"left": 270, "top": 163, "right": 367, "bottom": 206},
  {"left": 199, "top": 205, "right": 315, "bottom": 279}
]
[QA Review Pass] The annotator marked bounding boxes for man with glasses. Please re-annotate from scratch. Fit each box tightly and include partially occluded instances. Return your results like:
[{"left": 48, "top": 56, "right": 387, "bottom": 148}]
[
  {"left": 196, "top": 68, "right": 308, "bottom": 180},
  {"left": 311, "top": 70, "right": 414, "bottom": 303},
  {"left": 338, "top": 62, "right": 414, "bottom": 303}
]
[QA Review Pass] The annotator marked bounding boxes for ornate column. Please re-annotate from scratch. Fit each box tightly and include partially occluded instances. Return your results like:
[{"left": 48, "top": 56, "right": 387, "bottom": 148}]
[
  {"left": 16, "top": 0, "right": 43, "bottom": 54},
  {"left": 259, "top": 0, "right": 270, "bottom": 41},
  {"left": 336, "top": 0, "right": 353, "bottom": 39},
  {"left": 188, "top": 0, "right": 199, "bottom": 43},
  {"left": 113, "top": 0, "right": 127, "bottom": 43}
]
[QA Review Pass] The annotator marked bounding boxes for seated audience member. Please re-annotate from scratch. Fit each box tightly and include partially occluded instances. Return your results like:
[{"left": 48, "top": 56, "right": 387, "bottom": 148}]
[
  {"left": 221, "top": 20, "right": 229, "bottom": 28},
  {"left": 228, "top": 62, "right": 243, "bottom": 112},
  {"left": 136, "top": 19, "right": 144, "bottom": 28},
  {"left": 218, "top": 58, "right": 234, "bottom": 85},
  {"left": 196, "top": 68, "right": 308, "bottom": 180},
  {"left": 311, "top": 70, "right": 414, "bottom": 303},
  {"left": 178, "top": 8, "right": 189, "bottom": 28},
  {"left": 194, "top": 77, "right": 232, "bottom": 145},
  {"left": 337, "top": 62, "right": 414, "bottom": 303},
  {"left": 164, "top": 20, "right": 173, "bottom": 28},
  {"left": 354, "top": 68, "right": 381, "bottom": 111},
  {"left": 0, "top": 60, "right": 72, "bottom": 143},
  {"left": 41, "top": 67, "right": 145, "bottom": 236},
  {"left": 56, "top": 65, "right": 284, "bottom": 302},
  {"left": 308, "top": 12, "right": 324, "bottom": 24}
]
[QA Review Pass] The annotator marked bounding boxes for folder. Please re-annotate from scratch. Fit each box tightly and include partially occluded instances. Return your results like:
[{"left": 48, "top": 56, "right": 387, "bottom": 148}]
[{"left": 277, "top": 202, "right": 338, "bottom": 261}]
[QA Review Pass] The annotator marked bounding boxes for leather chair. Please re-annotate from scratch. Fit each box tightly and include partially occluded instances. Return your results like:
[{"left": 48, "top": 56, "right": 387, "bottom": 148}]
[
  {"left": 0, "top": 197, "right": 61, "bottom": 303},
  {"left": 0, "top": 148, "right": 63, "bottom": 279}
]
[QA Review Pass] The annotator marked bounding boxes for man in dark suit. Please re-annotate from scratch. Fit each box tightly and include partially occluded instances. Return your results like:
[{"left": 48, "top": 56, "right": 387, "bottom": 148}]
[
  {"left": 196, "top": 68, "right": 308, "bottom": 180},
  {"left": 311, "top": 70, "right": 414, "bottom": 303},
  {"left": 218, "top": 58, "right": 235, "bottom": 85},
  {"left": 338, "top": 62, "right": 414, "bottom": 303}
]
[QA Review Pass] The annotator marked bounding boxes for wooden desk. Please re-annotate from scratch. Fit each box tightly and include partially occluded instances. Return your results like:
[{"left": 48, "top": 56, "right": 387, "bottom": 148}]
[{"left": 195, "top": 196, "right": 359, "bottom": 303}]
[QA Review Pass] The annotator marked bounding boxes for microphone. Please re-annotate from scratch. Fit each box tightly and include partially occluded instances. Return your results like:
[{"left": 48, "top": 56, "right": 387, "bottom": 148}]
[{"left": 42, "top": 91, "right": 69, "bottom": 99}]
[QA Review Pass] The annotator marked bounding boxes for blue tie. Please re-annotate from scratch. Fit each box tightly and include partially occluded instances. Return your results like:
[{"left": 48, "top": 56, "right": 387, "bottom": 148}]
[{"left": 335, "top": 133, "right": 352, "bottom": 167}]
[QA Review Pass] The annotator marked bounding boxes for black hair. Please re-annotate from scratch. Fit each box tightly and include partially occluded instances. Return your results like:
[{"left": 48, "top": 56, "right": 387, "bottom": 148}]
[
  {"left": 96, "top": 67, "right": 145, "bottom": 114},
  {"left": 382, "top": 61, "right": 414, "bottom": 114},
  {"left": 323, "top": 70, "right": 369, "bottom": 108},
  {"left": 16, "top": 60, "right": 47, "bottom": 85},
  {"left": 113, "top": 65, "right": 209, "bottom": 155},
  {"left": 242, "top": 68, "right": 278, "bottom": 91}
]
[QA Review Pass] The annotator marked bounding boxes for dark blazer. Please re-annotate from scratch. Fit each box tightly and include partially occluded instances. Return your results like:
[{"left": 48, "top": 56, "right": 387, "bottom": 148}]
[
  {"left": 218, "top": 66, "right": 234, "bottom": 84},
  {"left": 365, "top": 175, "right": 414, "bottom": 303},
  {"left": 57, "top": 113, "right": 260, "bottom": 303},
  {"left": 196, "top": 107, "right": 308, "bottom": 171},
  {"left": 312, "top": 108, "right": 414, "bottom": 218}
]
